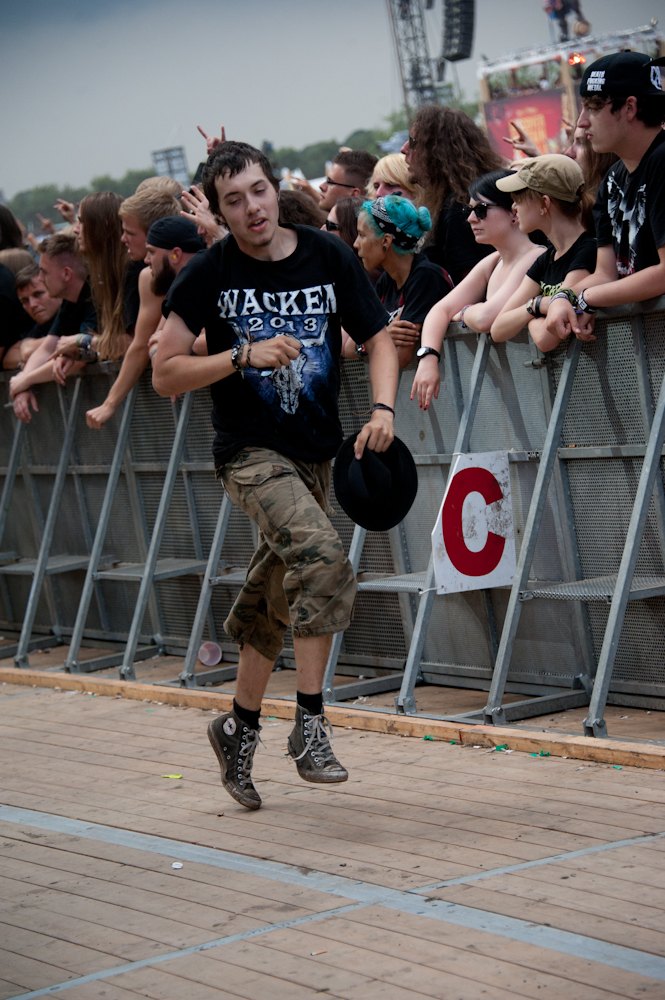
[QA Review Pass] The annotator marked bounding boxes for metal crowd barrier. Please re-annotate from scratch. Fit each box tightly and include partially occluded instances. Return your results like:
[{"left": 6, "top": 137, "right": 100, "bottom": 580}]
[{"left": 1, "top": 296, "right": 664, "bottom": 737}]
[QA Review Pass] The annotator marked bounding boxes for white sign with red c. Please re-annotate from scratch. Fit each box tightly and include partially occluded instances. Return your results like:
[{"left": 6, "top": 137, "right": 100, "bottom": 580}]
[{"left": 431, "top": 451, "right": 516, "bottom": 595}]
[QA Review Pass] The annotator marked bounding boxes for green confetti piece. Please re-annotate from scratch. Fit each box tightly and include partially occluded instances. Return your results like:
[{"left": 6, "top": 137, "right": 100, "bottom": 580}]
[
  {"left": 495, "top": 744, "right": 508, "bottom": 751},
  {"left": 161, "top": 774, "right": 182, "bottom": 779},
  {"left": 146, "top": 709, "right": 153, "bottom": 712},
  {"left": 613, "top": 765, "right": 622, "bottom": 770},
  {"left": 539, "top": 750, "right": 550, "bottom": 757},
  {"left": 531, "top": 753, "right": 538, "bottom": 757},
  {"left": 267, "top": 716, "right": 277, "bottom": 720},
  {"left": 423, "top": 735, "right": 434, "bottom": 741},
  {"left": 449, "top": 740, "right": 457, "bottom": 744}
]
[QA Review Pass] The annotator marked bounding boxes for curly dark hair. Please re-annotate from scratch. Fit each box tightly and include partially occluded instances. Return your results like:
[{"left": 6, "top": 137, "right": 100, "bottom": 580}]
[
  {"left": 203, "top": 141, "right": 279, "bottom": 216},
  {"left": 278, "top": 190, "right": 327, "bottom": 228},
  {"left": 412, "top": 105, "right": 504, "bottom": 206}
]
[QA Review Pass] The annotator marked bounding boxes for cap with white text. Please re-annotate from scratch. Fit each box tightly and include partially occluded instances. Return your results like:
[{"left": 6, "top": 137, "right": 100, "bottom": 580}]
[{"left": 580, "top": 52, "right": 665, "bottom": 100}]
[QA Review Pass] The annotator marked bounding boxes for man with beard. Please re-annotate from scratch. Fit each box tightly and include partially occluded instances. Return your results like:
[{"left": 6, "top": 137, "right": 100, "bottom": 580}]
[
  {"left": 84, "top": 188, "right": 182, "bottom": 430},
  {"left": 142, "top": 217, "right": 207, "bottom": 357}
]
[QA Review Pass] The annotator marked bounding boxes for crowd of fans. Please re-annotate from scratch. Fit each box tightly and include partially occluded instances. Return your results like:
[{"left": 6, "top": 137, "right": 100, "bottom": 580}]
[{"left": 1, "top": 48, "right": 664, "bottom": 427}]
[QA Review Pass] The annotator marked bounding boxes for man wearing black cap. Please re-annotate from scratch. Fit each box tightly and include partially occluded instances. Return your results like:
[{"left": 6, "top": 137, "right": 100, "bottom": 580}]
[
  {"left": 85, "top": 217, "right": 205, "bottom": 428},
  {"left": 547, "top": 51, "right": 665, "bottom": 342}
]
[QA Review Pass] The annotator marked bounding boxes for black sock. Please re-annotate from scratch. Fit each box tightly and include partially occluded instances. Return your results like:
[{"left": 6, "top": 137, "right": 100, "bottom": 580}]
[
  {"left": 233, "top": 699, "right": 260, "bottom": 730},
  {"left": 297, "top": 690, "right": 323, "bottom": 716}
]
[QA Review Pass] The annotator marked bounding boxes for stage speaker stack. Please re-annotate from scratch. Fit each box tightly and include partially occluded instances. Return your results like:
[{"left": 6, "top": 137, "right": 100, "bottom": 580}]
[{"left": 441, "top": 0, "right": 475, "bottom": 62}]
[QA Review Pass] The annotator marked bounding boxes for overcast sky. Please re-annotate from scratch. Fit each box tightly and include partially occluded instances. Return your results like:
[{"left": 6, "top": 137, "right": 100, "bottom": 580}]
[{"left": 0, "top": 0, "right": 660, "bottom": 198}]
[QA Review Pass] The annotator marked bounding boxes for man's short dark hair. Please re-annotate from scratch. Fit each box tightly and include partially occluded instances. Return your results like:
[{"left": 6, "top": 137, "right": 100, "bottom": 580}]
[
  {"left": 333, "top": 150, "right": 378, "bottom": 190},
  {"left": 203, "top": 141, "right": 279, "bottom": 215},
  {"left": 15, "top": 262, "right": 40, "bottom": 291},
  {"left": 608, "top": 94, "right": 665, "bottom": 128}
]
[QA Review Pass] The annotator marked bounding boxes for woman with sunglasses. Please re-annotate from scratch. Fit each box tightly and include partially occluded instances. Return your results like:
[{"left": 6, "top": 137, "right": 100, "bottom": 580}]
[
  {"left": 351, "top": 195, "right": 453, "bottom": 369},
  {"left": 411, "top": 169, "right": 546, "bottom": 410}
]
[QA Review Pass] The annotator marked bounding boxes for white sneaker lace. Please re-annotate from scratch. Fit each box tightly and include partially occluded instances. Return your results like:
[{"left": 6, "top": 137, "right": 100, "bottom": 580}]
[
  {"left": 237, "top": 728, "right": 262, "bottom": 783},
  {"left": 293, "top": 712, "right": 336, "bottom": 764}
]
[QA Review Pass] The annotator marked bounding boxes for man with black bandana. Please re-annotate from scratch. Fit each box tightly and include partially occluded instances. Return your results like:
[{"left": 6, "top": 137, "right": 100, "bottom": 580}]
[{"left": 142, "top": 217, "right": 207, "bottom": 357}]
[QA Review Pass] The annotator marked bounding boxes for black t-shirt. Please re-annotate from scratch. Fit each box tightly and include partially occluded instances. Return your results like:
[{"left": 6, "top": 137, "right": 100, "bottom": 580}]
[
  {"left": 594, "top": 130, "right": 665, "bottom": 277},
  {"left": 49, "top": 280, "right": 97, "bottom": 340},
  {"left": 526, "top": 232, "right": 597, "bottom": 296},
  {"left": 375, "top": 253, "right": 453, "bottom": 325},
  {"left": 164, "top": 224, "right": 388, "bottom": 467},
  {"left": 0, "top": 263, "right": 33, "bottom": 349},
  {"left": 123, "top": 260, "right": 145, "bottom": 332},
  {"left": 422, "top": 196, "right": 493, "bottom": 284}
]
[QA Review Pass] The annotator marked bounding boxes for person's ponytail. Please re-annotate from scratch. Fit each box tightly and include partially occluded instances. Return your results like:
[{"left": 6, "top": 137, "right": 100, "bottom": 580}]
[{"left": 578, "top": 188, "right": 596, "bottom": 235}]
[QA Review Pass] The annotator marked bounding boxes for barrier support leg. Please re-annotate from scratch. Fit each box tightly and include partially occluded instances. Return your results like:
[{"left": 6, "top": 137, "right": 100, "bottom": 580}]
[
  {"left": 323, "top": 524, "right": 367, "bottom": 704},
  {"left": 584, "top": 366, "right": 665, "bottom": 737},
  {"left": 178, "top": 494, "right": 232, "bottom": 687},
  {"left": 65, "top": 386, "right": 138, "bottom": 672},
  {"left": 120, "top": 392, "right": 194, "bottom": 679},
  {"left": 483, "top": 338, "right": 582, "bottom": 725},
  {"left": 395, "top": 334, "right": 493, "bottom": 715},
  {"left": 0, "top": 418, "right": 26, "bottom": 551},
  {"left": 14, "top": 378, "right": 82, "bottom": 667}
]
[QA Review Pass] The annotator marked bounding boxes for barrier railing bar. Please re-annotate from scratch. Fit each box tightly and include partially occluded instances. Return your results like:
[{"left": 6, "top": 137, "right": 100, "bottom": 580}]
[
  {"left": 65, "top": 385, "right": 139, "bottom": 673},
  {"left": 122, "top": 413, "right": 165, "bottom": 642},
  {"left": 177, "top": 399, "right": 218, "bottom": 645},
  {"left": 322, "top": 524, "right": 367, "bottom": 703},
  {"left": 483, "top": 337, "right": 583, "bottom": 725},
  {"left": 177, "top": 493, "right": 233, "bottom": 688},
  {"left": 631, "top": 314, "right": 665, "bottom": 568},
  {"left": 13, "top": 378, "right": 83, "bottom": 666},
  {"left": 395, "top": 333, "right": 494, "bottom": 715},
  {"left": 57, "top": 384, "right": 111, "bottom": 636},
  {"left": 120, "top": 392, "right": 196, "bottom": 680},
  {"left": 584, "top": 365, "right": 665, "bottom": 737}
]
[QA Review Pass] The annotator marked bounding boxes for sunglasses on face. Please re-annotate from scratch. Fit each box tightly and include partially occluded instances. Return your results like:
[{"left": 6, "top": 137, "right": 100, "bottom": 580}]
[
  {"left": 324, "top": 176, "right": 355, "bottom": 189},
  {"left": 325, "top": 219, "right": 340, "bottom": 231},
  {"left": 462, "top": 202, "right": 500, "bottom": 221}
]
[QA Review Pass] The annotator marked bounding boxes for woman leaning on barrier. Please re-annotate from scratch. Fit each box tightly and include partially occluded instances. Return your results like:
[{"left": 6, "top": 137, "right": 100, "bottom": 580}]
[
  {"left": 348, "top": 195, "right": 453, "bottom": 369},
  {"left": 490, "top": 154, "right": 596, "bottom": 353},
  {"left": 411, "top": 169, "right": 547, "bottom": 411},
  {"left": 52, "top": 191, "right": 131, "bottom": 382}
]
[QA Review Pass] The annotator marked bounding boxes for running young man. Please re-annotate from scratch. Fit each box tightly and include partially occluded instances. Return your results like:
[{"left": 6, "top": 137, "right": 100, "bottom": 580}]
[
  {"left": 546, "top": 51, "right": 665, "bottom": 341},
  {"left": 154, "top": 142, "right": 397, "bottom": 811}
]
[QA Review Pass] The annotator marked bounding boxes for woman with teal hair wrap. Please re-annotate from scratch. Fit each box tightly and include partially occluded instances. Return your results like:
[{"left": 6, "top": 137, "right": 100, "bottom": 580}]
[{"left": 350, "top": 195, "right": 453, "bottom": 368}]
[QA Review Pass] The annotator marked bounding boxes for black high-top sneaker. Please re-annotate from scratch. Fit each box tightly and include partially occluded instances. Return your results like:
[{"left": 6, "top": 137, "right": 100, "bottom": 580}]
[
  {"left": 208, "top": 710, "right": 262, "bottom": 810},
  {"left": 287, "top": 704, "right": 348, "bottom": 783}
]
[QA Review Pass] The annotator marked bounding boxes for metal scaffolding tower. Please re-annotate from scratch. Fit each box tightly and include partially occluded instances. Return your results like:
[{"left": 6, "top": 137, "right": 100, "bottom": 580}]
[{"left": 386, "top": 0, "right": 438, "bottom": 117}]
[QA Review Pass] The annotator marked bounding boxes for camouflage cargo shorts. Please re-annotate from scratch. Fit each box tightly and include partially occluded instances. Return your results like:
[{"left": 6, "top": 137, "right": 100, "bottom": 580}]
[{"left": 216, "top": 446, "right": 357, "bottom": 661}]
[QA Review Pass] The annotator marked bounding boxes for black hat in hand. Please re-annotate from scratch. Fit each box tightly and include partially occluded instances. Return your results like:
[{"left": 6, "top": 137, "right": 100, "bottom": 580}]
[{"left": 333, "top": 435, "right": 418, "bottom": 531}]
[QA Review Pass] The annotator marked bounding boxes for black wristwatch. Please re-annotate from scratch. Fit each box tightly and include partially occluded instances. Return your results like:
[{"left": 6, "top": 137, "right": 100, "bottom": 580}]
[{"left": 416, "top": 346, "right": 441, "bottom": 364}]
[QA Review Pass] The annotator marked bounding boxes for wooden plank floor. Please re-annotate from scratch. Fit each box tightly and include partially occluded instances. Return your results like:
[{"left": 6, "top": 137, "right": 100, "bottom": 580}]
[{"left": 1, "top": 682, "right": 665, "bottom": 998}]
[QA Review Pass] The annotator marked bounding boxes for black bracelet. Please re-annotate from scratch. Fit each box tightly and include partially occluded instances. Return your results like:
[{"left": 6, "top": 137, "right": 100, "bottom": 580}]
[
  {"left": 371, "top": 403, "right": 395, "bottom": 416},
  {"left": 577, "top": 288, "right": 597, "bottom": 314},
  {"left": 246, "top": 346, "right": 253, "bottom": 368},
  {"left": 534, "top": 294, "right": 543, "bottom": 318}
]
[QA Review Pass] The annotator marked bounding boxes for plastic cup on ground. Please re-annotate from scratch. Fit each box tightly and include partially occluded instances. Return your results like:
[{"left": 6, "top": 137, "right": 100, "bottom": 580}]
[{"left": 198, "top": 641, "right": 222, "bottom": 666}]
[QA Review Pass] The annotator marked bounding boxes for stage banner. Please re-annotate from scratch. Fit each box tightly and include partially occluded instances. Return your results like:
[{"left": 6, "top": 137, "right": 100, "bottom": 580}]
[
  {"left": 432, "top": 452, "right": 516, "bottom": 595},
  {"left": 484, "top": 90, "right": 568, "bottom": 157}
]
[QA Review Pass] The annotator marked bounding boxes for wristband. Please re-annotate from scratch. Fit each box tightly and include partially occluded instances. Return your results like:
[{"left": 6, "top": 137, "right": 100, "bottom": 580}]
[
  {"left": 230, "top": 343, "right": 244, "bottom": 374},
  {"left": 371, "top": 403, "right": 395, "bottom": 416},
  {"left": 355, "top": 343, "right": 367, "bottom": 357},
  {"left": 459, "top": 305, "right": 473, "bottom": 329},
  {"left": 577, "top": 288, "right": 597, "bottom": 314},
  {"left": 550, "top": 288, "right": 578, "bottom": 308}
]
